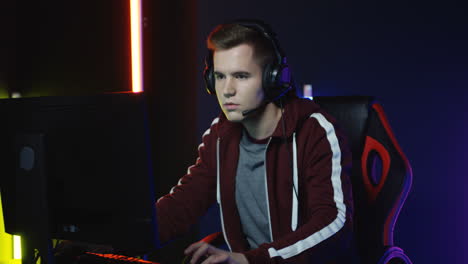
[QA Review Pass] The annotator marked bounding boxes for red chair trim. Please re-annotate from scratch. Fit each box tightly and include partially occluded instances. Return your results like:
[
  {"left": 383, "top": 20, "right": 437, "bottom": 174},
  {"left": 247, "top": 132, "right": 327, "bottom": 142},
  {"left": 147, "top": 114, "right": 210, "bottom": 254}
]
[
  {"left": 372, "top": 103, "right": 413, "bottom": 246},
  {"left": 361, "top": 136, "right": 391, "bottom": 202}
]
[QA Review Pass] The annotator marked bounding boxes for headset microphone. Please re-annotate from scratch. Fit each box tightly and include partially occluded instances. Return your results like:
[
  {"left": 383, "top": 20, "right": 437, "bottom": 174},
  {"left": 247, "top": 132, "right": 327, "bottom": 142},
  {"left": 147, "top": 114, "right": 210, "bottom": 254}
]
[{"left": 242, "top": 100, "right": 269, "bottom": 116}]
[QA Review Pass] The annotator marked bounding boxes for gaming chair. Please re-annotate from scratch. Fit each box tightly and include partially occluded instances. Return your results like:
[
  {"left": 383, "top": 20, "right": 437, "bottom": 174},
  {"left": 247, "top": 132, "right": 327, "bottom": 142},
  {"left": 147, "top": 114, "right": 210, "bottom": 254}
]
[{"left": 314, "top": 96, "right": 413, "bottom": 264}]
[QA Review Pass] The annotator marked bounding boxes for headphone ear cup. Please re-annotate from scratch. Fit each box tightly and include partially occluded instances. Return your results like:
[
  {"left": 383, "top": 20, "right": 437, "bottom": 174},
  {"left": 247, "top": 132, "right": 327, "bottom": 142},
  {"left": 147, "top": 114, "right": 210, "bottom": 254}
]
[
  {"left": 263, "top": 63, "right": 284, "bottom": 100},
  {"left": 263, "top": 63, "right": 292, "bottom": 101},
  {"left": 203, "top": 53, "right": 216, "bottom": 95},
  {"left": 262, "top": 63, "right": 274, "bottom": 99},
  {"left": 204, "top": 65, "right": 215, "bottom": 95}
]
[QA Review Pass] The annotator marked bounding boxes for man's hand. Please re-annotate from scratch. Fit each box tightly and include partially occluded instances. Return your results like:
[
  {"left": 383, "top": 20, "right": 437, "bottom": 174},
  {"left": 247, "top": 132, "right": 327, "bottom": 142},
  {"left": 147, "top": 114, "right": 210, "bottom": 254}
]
[{"left": 184, "top": 242, "right": 249, "bottom": 264}]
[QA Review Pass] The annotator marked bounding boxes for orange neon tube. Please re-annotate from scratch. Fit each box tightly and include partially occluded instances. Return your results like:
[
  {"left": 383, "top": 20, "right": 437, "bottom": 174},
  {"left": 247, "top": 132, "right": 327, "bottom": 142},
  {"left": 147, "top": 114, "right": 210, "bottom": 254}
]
[{"left": 130, "top": 0, "right": 143, "bottom": 92}]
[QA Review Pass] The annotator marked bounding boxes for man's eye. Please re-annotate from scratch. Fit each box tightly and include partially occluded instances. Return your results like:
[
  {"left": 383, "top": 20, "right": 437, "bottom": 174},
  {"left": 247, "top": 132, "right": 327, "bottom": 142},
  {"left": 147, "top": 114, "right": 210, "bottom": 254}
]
[
  {"left": 214, "top": 73, "right": 225, "bottom": 80},
  {"left": 235, "top": 74, "right": 249, "bottom": 79}
]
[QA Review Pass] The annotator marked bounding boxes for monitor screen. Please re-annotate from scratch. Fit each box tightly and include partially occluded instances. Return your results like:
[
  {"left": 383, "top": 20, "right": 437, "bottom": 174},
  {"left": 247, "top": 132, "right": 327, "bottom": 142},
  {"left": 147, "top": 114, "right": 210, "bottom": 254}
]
[{"left": 0, "top": 92, "right": 160, "bottom": 258}]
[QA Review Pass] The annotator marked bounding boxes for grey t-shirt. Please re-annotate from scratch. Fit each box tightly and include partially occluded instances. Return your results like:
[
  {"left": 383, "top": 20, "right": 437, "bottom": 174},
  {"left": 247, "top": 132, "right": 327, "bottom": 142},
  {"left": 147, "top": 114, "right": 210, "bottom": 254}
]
[{"left": 235, "top": 129, "right": 272, "bottom": 249}]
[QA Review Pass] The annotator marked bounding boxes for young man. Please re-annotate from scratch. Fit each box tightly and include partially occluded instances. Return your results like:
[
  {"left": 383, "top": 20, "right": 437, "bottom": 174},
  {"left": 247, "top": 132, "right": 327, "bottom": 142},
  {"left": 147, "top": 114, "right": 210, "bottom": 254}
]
[{"left": 156, "top": 20, "right": 354, "bottom": 264}]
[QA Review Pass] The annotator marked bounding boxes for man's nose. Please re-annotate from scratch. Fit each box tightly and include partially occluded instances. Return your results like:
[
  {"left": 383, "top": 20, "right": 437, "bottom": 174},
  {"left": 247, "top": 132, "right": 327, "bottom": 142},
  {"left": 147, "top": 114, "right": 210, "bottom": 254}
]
[{"left": 222, "top": 77, "right": 235, "bottom": 97}]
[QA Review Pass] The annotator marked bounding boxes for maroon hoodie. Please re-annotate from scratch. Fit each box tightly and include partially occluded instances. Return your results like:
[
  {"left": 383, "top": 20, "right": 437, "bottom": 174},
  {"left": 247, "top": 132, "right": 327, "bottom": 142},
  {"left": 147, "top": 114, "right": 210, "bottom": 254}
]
[{"left": 156, "top": 97, "right": 354, "bottom": 263}]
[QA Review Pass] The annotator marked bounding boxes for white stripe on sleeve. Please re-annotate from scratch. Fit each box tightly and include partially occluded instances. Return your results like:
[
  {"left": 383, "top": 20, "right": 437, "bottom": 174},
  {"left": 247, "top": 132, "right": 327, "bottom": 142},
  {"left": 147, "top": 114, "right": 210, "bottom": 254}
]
[
  {"left": 268, "top": 113, "right": 346, "bottom": 259},
  {"left": 291, "top": 133, "right": 299, "bottom": 231}
]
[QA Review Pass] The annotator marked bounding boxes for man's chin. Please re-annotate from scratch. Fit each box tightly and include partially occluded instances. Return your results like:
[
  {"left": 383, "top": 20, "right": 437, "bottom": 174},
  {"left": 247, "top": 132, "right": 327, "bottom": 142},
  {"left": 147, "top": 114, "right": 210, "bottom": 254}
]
[{"left": 224, "top": 112, "right": 244, "bottom": 123}]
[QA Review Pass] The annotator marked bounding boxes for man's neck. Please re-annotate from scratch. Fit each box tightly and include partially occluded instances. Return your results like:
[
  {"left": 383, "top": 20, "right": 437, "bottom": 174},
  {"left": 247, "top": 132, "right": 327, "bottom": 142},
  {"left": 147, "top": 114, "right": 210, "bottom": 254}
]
[{"left": 242, "top": 102, "right": 282, "bottom": 140}]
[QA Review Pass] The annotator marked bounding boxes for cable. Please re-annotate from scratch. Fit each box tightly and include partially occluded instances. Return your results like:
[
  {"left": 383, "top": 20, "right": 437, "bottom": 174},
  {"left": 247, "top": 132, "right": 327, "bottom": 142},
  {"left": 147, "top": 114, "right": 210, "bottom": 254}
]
[{"left": 278, "top": 98, "right": 299, "bottom": 200}]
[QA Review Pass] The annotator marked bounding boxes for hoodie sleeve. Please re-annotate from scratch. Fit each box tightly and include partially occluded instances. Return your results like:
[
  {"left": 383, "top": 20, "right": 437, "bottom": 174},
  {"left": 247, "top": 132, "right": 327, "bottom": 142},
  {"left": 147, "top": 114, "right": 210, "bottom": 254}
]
[
  {"left": 244, "top": 112, "right": 354, "bottom": 264},
  {"left": 156, "top": 118, "right": 220, "bottom": 244}
]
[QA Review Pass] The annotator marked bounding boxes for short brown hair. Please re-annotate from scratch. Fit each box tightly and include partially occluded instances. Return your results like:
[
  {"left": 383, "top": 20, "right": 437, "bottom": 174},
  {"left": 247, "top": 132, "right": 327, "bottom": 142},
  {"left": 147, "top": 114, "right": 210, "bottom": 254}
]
[{"left": 206, "top": 23, "right": 276, "bottom": 68}]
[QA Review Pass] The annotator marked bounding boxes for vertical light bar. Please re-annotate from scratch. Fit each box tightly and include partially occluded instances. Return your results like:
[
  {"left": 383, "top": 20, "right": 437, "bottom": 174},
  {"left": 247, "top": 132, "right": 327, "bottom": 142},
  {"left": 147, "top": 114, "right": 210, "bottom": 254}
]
[
  {"left": 13, "top": 235, "right": 21, "bottom": 259},
  {"left": 130, "top": 0, "right": 144, "bottom": 92}
]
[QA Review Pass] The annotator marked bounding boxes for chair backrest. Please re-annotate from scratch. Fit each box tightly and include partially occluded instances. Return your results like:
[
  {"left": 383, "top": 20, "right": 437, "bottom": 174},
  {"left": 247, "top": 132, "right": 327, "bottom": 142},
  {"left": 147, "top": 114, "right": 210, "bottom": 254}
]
[{"left": 314, "top": 96, "right": 413, "bottom": 264}]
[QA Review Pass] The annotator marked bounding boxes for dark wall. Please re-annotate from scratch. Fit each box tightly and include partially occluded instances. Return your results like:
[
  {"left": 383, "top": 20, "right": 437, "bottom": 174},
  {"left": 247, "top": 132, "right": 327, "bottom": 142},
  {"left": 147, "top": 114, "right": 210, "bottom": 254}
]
[
  {"left": 5, "top": 1, "right": 131, "bottom": 96},
  {"left": 141, "top": 1, "right": 200, "bottom": 261},
  {"left": 196, "top": 0, "right": 468, "bottom": 263}
]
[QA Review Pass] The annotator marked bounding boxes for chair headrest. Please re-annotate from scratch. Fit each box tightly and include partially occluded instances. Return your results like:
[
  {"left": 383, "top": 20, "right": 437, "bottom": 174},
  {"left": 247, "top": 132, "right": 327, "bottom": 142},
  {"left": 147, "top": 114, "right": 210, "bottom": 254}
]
[{"left": 314, "top": 96, "right": 375, "bottom": 156}]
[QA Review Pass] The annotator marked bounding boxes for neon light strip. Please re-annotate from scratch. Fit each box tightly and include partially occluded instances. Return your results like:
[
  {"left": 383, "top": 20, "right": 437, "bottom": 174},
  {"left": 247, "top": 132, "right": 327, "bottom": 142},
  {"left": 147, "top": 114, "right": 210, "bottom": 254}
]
[
  {"left": 130, "top": 0, "right": 144, "bottom": 92},
  {"left": 13, "top": 235, "right": 21, "bottom": 259}
]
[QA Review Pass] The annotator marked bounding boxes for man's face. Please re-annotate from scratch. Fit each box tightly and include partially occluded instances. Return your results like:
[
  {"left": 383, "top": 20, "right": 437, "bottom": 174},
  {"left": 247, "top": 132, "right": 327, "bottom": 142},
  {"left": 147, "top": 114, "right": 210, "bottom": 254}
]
[{"left": 213, "top": 44, "right": 264, "bottom": 122}]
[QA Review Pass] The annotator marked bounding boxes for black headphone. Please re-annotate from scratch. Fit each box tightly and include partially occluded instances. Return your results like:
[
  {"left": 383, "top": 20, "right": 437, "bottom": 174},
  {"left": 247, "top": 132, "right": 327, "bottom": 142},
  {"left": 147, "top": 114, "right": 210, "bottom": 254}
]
[{"left": 203, "top": 19, "right": 292, "bottom": 102}]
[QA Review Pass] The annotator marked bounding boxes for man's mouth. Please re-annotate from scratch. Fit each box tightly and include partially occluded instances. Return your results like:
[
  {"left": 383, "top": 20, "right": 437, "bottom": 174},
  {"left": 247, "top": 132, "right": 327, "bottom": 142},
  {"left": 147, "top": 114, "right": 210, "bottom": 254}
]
[{"left": 224, "top": 103, "right": 239, "bottom": 110}]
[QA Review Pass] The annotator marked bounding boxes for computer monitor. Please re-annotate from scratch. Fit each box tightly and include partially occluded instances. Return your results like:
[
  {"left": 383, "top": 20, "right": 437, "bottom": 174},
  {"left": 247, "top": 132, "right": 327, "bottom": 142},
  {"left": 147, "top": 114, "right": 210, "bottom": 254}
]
[{"left": 0, "top": 92, "right": 161, "bottom": 263}]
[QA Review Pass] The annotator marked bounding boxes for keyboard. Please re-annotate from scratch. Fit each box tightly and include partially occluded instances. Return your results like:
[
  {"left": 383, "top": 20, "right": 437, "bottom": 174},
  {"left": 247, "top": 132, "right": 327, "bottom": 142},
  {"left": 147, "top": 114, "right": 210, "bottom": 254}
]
[{"left": 78, "top": 252, "right": 160, "bottom": 264}]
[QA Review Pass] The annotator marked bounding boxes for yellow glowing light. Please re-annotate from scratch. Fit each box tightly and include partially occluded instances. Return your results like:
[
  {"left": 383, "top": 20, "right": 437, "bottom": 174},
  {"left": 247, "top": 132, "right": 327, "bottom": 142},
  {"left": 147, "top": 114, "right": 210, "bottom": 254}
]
[
  {"left": 13, "top": 235, "right": 21, "bottom": 259},
  {"left": 130, "top": 0, "right": 144, "bottom": 93}
]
